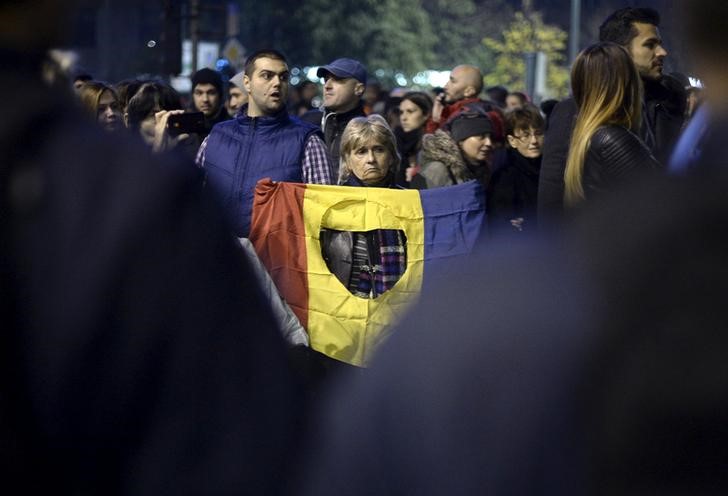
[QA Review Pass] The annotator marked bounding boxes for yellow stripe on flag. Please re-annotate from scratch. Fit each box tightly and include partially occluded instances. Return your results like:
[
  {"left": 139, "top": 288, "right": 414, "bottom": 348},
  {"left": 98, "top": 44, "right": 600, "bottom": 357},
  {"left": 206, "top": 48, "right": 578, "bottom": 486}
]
[{"left": 302, "top": 184, "right": 425, "bottom": 366}]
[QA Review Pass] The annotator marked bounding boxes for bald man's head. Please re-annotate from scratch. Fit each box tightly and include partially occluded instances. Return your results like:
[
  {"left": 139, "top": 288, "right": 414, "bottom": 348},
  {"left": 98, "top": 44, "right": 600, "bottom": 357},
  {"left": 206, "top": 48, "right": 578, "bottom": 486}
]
[{"left": 443, "top": 65, "right": 483, "bottom": 104}]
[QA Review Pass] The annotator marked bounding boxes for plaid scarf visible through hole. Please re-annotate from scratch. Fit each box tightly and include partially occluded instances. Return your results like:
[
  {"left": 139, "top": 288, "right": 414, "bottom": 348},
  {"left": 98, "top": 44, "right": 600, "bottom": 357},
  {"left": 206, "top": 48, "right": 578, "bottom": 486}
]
[{"left": 350, "top": 229, "right": 407, "bottom": 298}]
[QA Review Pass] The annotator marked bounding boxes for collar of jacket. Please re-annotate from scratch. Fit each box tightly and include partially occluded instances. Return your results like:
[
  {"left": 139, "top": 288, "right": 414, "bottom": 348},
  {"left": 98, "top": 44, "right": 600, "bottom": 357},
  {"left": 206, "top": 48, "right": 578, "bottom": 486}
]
[
  {"left": 509, "top": 148, "right": 542, "bottom": 177},
  {"left": 236, "top": 104, "right": 291, "bottom": 127},
  {"left": 204, "top": 105, "right": 230, "bottom": 127},
  {"left": 643, "top": 75, "right": 686, "bottom": 116},
  {"left": 322, "top": 102, "right": 365, "bottom": 132}
]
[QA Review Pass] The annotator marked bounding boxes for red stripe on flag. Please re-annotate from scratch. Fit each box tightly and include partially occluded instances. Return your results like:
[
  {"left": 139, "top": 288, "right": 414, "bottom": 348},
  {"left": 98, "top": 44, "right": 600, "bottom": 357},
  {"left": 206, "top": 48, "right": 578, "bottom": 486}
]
[{"left": 250, "top": 179, "right": 309, "bottom": 329}]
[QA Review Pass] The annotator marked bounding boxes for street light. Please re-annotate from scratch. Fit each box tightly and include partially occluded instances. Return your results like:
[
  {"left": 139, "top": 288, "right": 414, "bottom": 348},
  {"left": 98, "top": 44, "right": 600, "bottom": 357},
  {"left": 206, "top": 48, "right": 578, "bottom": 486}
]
[{"left": 569, "top": 0, "right": 581, "bottom": 65}]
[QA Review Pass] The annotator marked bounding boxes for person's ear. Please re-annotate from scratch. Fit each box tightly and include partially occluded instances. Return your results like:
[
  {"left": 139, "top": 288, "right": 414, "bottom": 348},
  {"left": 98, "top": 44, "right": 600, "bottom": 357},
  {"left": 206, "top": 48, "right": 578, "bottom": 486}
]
[
  {"left": 243, "top": 74, "right": 252, "bottom": 94},
  {"left": 123, "top": 112, "right": 129, "bottom": 127},
  {"left": 507, "top": 135, "right": 517, "bottom": 148},
  {"left": 463, "top": 85, "right": 476, "bottom": 98},
  {"left": 355, "top": 83, "right": 365, "bottom": 97}
]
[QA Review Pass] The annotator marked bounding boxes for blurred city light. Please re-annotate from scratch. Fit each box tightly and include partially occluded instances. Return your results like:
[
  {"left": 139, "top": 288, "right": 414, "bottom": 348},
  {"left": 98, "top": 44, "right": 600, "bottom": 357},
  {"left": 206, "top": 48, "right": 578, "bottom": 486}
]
[
  {"left": 689, "top": 76, "right": 704, "bottom": 89},
  {"left": 423, "top": 70, "right": 450, "bottom": 87},
  {"left": 306, "top": 66, "right": 321, "bottom": 83}
]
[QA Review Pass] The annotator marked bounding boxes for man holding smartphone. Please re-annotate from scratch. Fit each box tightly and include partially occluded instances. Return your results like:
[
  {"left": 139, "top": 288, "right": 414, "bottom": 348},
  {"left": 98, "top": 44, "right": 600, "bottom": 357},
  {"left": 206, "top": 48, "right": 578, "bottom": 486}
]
[{"left": 196, "top": 49, "right": 334, "bottom": 237}]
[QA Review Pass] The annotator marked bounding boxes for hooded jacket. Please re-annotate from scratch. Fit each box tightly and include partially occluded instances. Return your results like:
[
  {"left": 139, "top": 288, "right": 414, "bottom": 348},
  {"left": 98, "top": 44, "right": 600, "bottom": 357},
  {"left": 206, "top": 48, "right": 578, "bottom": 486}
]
[{"left": 419, "top": 129, "right": 489, "bottom": 189}]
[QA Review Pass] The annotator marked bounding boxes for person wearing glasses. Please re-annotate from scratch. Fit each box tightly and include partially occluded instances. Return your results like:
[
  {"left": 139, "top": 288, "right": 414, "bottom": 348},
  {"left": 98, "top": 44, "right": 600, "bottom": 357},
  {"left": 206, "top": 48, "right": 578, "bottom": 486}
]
[{"left": 487, "top": 105, "right": 545, "bottom": 235}]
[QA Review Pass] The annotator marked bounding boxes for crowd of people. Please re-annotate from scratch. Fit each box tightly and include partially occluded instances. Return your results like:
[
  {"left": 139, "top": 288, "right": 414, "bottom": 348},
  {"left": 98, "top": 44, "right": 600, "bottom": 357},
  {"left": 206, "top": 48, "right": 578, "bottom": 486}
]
[
  {"left": 3, "top": 0, "right": 727, "bottom": 493},
  {"left": 66, "top": 9, "right": 706, "bottom": 242}
]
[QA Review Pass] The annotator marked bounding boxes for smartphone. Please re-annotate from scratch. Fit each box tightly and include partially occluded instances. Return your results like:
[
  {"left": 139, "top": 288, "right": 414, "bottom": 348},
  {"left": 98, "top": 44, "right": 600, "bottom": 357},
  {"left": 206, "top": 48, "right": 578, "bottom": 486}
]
[{"left": 167, "top": 112, "right": 206, "bottom": 135}]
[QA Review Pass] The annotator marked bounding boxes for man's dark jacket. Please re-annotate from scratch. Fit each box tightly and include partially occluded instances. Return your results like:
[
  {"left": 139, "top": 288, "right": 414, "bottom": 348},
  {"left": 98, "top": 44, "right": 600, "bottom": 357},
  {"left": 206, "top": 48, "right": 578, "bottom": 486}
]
[{"left": 308, "top": 103, "right": 366, "bottom": 178}]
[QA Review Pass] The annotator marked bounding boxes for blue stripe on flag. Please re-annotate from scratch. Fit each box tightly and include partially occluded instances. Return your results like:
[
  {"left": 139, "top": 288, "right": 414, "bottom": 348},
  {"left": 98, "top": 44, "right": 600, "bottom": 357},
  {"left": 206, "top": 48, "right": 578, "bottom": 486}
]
[{"left": 420, "top": 180, "right": 486, "bottom": 260}]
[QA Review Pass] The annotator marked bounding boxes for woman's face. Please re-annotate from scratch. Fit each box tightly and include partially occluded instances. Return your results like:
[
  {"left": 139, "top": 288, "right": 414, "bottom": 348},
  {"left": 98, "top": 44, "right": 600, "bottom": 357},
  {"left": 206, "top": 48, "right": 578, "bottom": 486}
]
[
  {"left": 507, "top": 126, "right": 544, "bottom": 159},
  {"left": 139, "top": 114, "right": 157, "bottom": 146},
  {"left": 347, "top": 138, "right": 392, "bottom": 185},
  {"left": 459, "top": 133, "right": 494, "bottom": 164},
  {"left": 399, "top": 99, "right": 428, "bottom": 133},
  {"left": 505, "top": 94, "right": 524, "bottom": 110},
  {"left": 97, "top": 90, "right": 122, "bottom": 132}
]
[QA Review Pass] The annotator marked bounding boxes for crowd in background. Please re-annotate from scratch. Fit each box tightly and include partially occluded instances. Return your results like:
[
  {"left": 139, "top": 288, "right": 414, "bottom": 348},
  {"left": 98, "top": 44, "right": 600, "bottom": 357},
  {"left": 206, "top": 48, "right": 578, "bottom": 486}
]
[{"left": 66, "top": 32, "right": 705, "bottom": 241}]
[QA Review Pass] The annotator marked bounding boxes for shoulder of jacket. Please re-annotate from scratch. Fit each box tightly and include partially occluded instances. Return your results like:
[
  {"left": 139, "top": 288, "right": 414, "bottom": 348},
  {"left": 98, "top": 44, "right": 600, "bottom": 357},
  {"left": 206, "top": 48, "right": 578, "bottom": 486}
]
[
  {"left": 590, "top": 125, "right": 655, "bottom": 167},
  {"left": 591, "top": 125, "right": 636, "bottom": 146}
]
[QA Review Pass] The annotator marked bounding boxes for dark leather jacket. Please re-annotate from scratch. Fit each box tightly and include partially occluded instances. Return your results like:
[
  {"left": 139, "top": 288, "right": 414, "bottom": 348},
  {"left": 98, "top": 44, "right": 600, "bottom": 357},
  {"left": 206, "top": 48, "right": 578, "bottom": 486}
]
[
  {"left": 582, "top": 125, "right": 659, "bottom": 199},
  {"left": 538, "top": 76, "right": 684, "bottom": 227},
  {"left": 642, "top": 76, "right": 686, "bottom": 164}
]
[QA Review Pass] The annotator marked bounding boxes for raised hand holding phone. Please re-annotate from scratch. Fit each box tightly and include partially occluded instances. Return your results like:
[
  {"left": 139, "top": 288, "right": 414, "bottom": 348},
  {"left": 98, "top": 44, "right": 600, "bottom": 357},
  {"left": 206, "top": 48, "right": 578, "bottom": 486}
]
[{"left": 153, "top": 110, "right": 191, "bottom": 153}]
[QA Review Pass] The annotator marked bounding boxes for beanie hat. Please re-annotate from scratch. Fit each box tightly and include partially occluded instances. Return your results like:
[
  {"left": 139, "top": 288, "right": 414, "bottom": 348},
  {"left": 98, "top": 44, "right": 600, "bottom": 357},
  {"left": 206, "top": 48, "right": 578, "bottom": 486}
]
[
  {"left": 191, "top": 68, "right": 224, "bottom": 96},
  {"left": 450, "top": 114, "right": 493, "bottom": 142}
]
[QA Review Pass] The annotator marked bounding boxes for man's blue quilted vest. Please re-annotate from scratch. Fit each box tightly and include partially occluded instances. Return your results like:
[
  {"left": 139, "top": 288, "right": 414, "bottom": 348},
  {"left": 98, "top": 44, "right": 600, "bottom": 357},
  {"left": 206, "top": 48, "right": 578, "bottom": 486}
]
[{"left": 204, "top": 108, "right": 319, "bottom": 236}]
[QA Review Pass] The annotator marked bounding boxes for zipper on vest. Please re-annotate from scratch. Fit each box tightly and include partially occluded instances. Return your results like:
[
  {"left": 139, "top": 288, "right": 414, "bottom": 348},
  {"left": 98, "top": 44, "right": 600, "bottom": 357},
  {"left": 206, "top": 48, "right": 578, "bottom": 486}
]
[{"left": 236, "top": 116, "right": 257, "bottom": 200}]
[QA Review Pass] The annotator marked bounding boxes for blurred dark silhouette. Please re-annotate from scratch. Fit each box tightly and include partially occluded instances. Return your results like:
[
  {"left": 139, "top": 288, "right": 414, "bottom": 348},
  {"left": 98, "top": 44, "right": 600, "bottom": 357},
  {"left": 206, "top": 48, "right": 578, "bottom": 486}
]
[
  {"left": 0, "top": 2, "right": 303, "bottom": 494},
  {"left": 297, "top": 160, "right": 728, "bottom": 495}
]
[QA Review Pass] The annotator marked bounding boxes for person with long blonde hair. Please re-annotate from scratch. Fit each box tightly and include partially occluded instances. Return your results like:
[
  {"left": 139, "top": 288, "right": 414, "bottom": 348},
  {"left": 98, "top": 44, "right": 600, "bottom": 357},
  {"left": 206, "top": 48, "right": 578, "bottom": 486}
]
[
  {"left": 564, "top": 42, "right": 659, "bottom": 206},
  {"left": 77, "top": 81, "right": 123, "bottom": 133}
]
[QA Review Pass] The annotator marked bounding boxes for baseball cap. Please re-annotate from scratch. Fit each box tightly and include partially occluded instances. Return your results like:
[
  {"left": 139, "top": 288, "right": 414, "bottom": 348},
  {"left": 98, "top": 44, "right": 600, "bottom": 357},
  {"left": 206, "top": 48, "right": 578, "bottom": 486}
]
[{"left": 316, "top": 58, "right": 367, "bottom": 85}]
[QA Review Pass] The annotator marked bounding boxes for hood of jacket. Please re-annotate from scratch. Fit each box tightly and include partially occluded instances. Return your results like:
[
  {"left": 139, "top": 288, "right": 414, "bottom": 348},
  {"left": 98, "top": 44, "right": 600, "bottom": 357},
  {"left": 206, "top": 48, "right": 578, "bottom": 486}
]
[{"left": 420, "top": 129, "right": 472, "bottom": 183}]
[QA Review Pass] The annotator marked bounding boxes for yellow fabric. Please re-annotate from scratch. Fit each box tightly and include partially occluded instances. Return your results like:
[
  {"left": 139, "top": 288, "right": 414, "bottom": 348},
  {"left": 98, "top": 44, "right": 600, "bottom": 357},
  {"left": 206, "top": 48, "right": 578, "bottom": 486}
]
[{"left": 303, "top": 184, "right": 425, "bottom": 366}]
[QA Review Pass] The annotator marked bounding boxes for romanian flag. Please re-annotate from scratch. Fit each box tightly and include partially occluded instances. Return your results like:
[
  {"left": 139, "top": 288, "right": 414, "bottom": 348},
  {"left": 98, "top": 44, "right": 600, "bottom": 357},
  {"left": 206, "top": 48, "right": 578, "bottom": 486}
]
[{"left": 250, "top": 179, "right": 485, "bottom": 366}]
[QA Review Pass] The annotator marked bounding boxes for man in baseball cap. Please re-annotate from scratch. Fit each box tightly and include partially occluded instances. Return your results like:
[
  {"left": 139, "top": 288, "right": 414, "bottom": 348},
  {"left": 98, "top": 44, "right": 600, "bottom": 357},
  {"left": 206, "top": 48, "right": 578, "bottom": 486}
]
[{"left": 315, "top": 58, "right": 368, "bottom": 176}]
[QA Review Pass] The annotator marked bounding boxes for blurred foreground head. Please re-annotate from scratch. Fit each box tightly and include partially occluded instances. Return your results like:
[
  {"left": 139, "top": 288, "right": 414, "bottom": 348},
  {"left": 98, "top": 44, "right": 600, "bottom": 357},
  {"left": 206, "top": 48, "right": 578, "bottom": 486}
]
[
  {"left": 576, "top": 167, "right": 728, "bottom": 494},
  {"left": 0, "top": 1, "right": 72, "bottom": 51},
  {"left": 682, "top": 0, "right": 728, "bottom": 110},
  {"left": 299, "top": 165, "right": 728, "bottom": 494}
]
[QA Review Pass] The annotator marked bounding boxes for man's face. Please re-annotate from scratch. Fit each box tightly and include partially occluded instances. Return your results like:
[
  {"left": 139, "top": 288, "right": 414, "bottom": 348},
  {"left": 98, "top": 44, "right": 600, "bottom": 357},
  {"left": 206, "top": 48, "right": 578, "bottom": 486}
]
[
  {"left": 244, "top": 57, "right": 289, "bottom": 117},
  {"left": 444, "top": 67, "right": 470, "bottom": 103},
  {"left": 628, "top": 22, "right": 668, "bottom": 81},
  {"left": 227, "top": 86, "right": 247, "bottom": 116},
  {"left": 193, "top": 83, "right": 221, "bottom": 117},
  {"left": 323, "top": 74, "right": 362, "bottom": 113}
]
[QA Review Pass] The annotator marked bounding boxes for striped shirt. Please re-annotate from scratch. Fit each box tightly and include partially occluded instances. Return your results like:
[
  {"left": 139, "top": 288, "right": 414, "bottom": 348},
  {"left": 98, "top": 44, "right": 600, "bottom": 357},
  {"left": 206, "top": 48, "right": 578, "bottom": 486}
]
[{"left": 195, "top": 133, "right": 334, "bottom": 185}]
